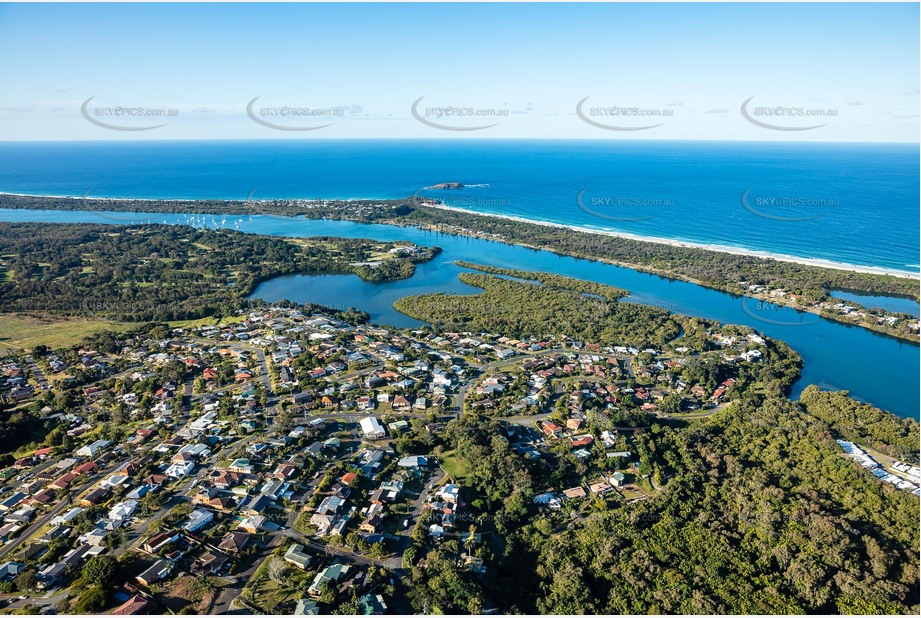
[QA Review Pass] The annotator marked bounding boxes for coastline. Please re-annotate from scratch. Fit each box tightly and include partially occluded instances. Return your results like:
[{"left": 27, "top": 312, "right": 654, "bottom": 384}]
[
  {"left": 2, "top": 191, "right": 919, "bottom": 346},
  {"left": 422, "top": 201, "right": 921, "bottom": 281},
  {"left": 2, "top": 190, "right": 919, "bottom": 280}
]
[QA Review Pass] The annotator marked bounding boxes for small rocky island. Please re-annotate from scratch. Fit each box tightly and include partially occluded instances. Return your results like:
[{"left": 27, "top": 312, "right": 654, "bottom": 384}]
[{"left": 426, "top": 182, "right": 465, "bottom": 190}]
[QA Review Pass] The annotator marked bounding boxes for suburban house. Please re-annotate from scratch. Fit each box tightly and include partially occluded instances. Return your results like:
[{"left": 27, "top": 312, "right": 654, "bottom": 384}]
[
  {"left": 310, "top": 495, "right": 344, "bottom": 530},
  {"left": 217, "top": 530, "right": 250, "bottom": 555},
  {"left": 436, "top": 484, "right": 460, "bottom": 504},
  {"left": 0, "top": 492, "right": 27, "bottom": 512},
  {"left": 284, "top": 544, "right": 314, "bottom": 570},
  {"left": 294, "top": 599, "right": 319, "bottom": 615},
  {"left": 398, "top": 455, "right": 428, "bottom": 469},
  {"left": 307, "top": 562, "right": 351, "bottom": 597},
  {"left": 359, "top": 416, "right": 386, "bottom": 440},
  {"left": 110, "top": 594, "right": 156, "bottom": 615},
  {"left": 0, "top": 561, "right": 25, "bottom": 580},
  {"left": 359, "top": 593, "right": 388, "bottom": 615},
  {"left": 136, "top": 559, "right": 171, "bottom": 586},
  {"left": 228, "top": 459, "right": 254, "bottom": 474},
  {"left": 143, "top": 531, "right": 180, "bottom": 554},
  {"left": 562, "top": 486, "right": 587, "bottom": 500},
  {"left": 183, "top": 509, "right": 215, "bottom": 533},
  {"left": 195, "top": 551, "right": 229, "bottom": 576},
  {"left": 391, "top": 396, "right": 411, "bottom": 411},
  {"left": 76, "top": 439, "right": 112, "bottom": 458},
  {"left": 540, "top": 420, "right": 563, "bottom": 438},
  {"left": 238, "top": 515, "right": 268, "bottom": 534}
]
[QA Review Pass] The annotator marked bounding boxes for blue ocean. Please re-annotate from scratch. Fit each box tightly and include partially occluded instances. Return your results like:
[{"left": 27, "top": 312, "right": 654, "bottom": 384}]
[
  {"left": 0, "top": 139, "right": 918, "bottom": 418},
  {"left": 0, "top": 140, "right": 918, "bottom": 273}
]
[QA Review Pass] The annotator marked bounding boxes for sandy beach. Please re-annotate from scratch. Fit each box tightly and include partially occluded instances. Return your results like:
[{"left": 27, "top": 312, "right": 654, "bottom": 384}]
[
  {"left": 421, "top": 201, "right": 921, "bottom": 281},
  {"left": 2, "top": 190, "right": 918, "bottom": 281}
]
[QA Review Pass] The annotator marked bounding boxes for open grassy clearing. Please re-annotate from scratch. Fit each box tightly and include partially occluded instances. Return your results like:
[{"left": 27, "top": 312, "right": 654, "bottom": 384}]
[{"left": 0, "top": 312, "right": 135, "bottom": 350}]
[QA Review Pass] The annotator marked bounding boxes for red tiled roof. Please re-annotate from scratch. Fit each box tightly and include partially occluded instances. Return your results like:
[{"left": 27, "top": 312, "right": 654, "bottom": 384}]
[
  {"left": 218, "top": 531, "right": 250, "bottom": 553},
  {"left": 74, "top": 462, "right": 97, "bottom": 475},
  {"left": 110, "top": 594, "right": 154, "bottom": 615}
]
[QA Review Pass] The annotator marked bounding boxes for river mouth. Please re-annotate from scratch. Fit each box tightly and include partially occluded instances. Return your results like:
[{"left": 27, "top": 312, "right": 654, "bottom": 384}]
[{"left": 1, "top": 207, "right": 918, "bottom": 420}]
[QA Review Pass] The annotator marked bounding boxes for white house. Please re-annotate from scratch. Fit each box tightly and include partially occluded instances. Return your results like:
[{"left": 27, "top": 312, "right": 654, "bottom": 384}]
[
  {"left": 165, "top": 460, "right": 195, "bottom": 478},
  {"left": 177, "top": 443, "right": 211, "bottom": 459},
  {"left": 51, "top": 507, "right": 83, "bottom": 526},
  {"left": 184, "top": 509, "right": 214, "bottom": 533},
  {"left": 78, "top": 528, "right": 107, "bottom": 546},
  {"left": 107, "top": 500, "right": 138, "bottom": 526},
  {"left": 360, "top": 416, "right": 386, "bottom": 440},
  {"left": 437, "top": 484, "right": 460, "bottom": 504},
  {"left": 76, "top": 439, "right": 111, "bottom": 458},
  {"left": 398, "top": 456, "right": 428, "bottom": 468},
  {"left": 533, "top": 492, "right": 562, "bottom": 510}
]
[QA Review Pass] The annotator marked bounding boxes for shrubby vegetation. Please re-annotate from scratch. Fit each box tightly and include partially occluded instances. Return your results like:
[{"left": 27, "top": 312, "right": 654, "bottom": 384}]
[
  {"left": 397, "top": 203, "right": 918, "bottom": 298},
  {"left": 800, "top": 385, "right": 920, "bottom": 463},
  {"left": 395, "top": 268, "right": 802, "bottom": 398},
  {"left": 6, "top": 193, "right": 913, "bottom": 301},
  {"left": 0, "top": 223, "right": 436, "bottom": 321},
  {"left": 456, "top": 261, "right": 628, "bottom": 300},
  {"left": 396, "top": 266, "right": 914, "bottom": 613},
  {"left": 483, "top": 398, "right": 920, "bottom": 614},
  {"left": 395, "top": 272, "right": 681, "bottom": 349},
  {"left": 0, "top": 407, "right": 46, "bottom": 456},
  {"left": 443, "top": 414, "right": 535, "bottom": 534},
  {"left": 5, "top": 193, "right": 915, "bottom": 339},
  {"left": 407, "top": 547, "right": 486, "bottom": 614}
]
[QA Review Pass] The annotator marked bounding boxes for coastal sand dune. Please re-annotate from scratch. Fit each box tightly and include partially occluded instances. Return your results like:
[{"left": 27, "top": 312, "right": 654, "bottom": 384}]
[
  {"left": 423, "top": 201, "right": 920, "bottom": 280},
  {"left": 1, "top": 190, "right": 917, "bottom": 280}
]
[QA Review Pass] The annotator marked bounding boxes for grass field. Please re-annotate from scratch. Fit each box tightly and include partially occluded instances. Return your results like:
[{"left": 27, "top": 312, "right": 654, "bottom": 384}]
[
  {"left": 168, "top": 314, "right": 248, "bottom": 329},
  {"left": 242, "top": 555, "right": 312, "bottom": 614},
  {"left": 0, "top": 310, "right": 253, "bottom": 351},
  {"left": 0, "top": 312, "right": 136, "bottom": 350},
  {"left": 438, "top": 449, "right": 471, "bottom": 483}
]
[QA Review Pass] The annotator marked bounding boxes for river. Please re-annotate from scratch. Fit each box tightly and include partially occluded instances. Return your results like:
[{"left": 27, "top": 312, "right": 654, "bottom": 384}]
[{"left": 1, "top": 207, "right": 917, "bottom": 419}]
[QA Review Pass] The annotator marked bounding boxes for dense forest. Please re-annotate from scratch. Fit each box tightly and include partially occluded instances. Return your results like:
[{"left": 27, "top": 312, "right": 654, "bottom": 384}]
[
  {"left": 0, "top": 222, "right": 437, "bottom": 322},
  {"left": 481, "top": 397, "right": 920, "bottom": 614},
  {"left": 396, "top": 202, "right": 919, "bottom": 299},
  {"left": 4, "top": 193, "right": 916, "bottom": 340},
  {"left": 455, "top": 261, "right": 628, "bottom": 300},
  {"left": 395, "top": 271, "right": 682, "bottom": 349},
  {"left": 4, "top": 193, "right": 914, "bottom": 301},
  {"left": 800, "top": 385, "right": 920, "bottom": 464},
  {"left": 397, "top": 203, "right": 919, "bottom": 341},
  {"left": 387, "top": 262, "right": 920, "bottom": 611}
]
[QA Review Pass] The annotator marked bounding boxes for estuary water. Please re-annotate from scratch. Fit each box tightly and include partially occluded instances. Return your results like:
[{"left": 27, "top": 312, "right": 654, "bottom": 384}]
[
  {"left": 0, "top": 139, "right": 917, "bottom": 273},
  {"left": 0, "top": 207, "right": 917, "bottom": 420}
]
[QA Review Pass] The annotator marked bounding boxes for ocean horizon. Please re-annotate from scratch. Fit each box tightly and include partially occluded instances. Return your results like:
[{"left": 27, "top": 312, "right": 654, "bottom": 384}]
[{"left": 0, "top": 139, "right": 918, "bottom": 273}]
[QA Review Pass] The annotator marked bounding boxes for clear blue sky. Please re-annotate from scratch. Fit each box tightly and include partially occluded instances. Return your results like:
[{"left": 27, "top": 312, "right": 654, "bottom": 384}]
[{"left": 0, "top": 2, "right": 917, "bottom": 141}]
